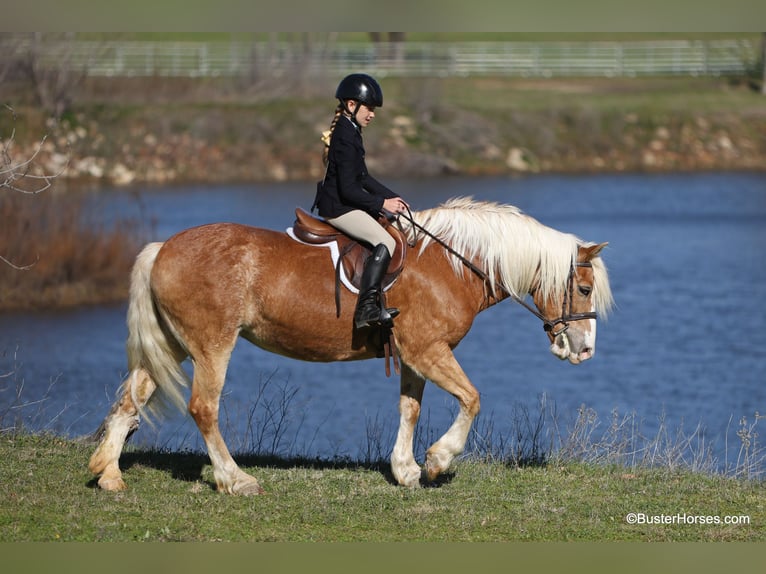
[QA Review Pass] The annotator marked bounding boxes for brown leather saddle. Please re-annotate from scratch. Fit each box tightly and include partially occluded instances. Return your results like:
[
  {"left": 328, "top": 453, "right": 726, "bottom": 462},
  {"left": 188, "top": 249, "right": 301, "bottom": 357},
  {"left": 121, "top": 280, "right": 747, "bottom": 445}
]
[{"left": 291, "top": 208, "right": 407, "bottom": 294}]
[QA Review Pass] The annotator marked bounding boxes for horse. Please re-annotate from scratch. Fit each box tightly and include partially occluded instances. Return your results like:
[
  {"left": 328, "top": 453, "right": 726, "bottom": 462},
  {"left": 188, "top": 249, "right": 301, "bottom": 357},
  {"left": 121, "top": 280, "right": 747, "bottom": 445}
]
[{"left": 89, "top": 197, "right": 613, "bottom": 495}]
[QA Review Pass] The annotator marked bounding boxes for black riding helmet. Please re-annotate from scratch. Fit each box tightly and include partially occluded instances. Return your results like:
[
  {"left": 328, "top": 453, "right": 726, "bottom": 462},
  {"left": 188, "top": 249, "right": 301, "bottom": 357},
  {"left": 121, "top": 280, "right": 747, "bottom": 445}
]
[{"left": 335, "top": 74, "right": 383, "bottom": 121}]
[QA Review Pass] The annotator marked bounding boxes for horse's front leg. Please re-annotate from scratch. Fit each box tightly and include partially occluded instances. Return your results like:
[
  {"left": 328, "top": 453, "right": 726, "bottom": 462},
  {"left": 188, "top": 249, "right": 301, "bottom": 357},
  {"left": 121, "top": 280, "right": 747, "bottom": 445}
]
[
  {"left": 391, "top": 363, "right": 426, "bottom": 487},
  {"left": 411, "top": 343, "right": 480, "bottom": 482}
]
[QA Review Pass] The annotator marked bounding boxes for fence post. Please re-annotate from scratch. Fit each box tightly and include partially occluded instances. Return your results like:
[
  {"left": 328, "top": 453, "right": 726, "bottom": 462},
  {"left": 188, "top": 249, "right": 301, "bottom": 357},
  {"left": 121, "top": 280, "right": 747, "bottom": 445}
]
[
  {"left": 702, "top": 41, "right": 709, "bottom": 76},
  {"left": 145, "top": 44, "right": 153, "bottom": 76},
  {"left": 617, "top": 43, "right": 624, "bottom": 77},
  {"left": 537, "top": 43, "right": 543, "bottom": 77},
  {"left": 761, "top": 33, "right": 766, "bottom": 95},
  {"left": 115, "top": 44, "right": 123, "bottom": 76},
  {"left": 200, "top": 44, "right": 209, "bottom": 76}
]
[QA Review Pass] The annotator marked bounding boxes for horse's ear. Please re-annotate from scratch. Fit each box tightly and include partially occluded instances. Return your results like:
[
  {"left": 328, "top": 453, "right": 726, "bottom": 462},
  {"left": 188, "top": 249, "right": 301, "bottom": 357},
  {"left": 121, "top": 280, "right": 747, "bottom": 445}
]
[{"left": 580, "top": 242, "right": 608, "bottom": 261}]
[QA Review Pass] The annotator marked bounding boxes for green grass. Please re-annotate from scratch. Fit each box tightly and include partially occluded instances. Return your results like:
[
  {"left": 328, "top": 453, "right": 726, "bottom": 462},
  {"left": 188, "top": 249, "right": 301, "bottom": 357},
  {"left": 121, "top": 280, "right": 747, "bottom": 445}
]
[
  {"left": 426, "top": 76, "right": 765, "bottom": 114},
  {"left": 1, "top": 433, "right": 763, "bottom": 542}
]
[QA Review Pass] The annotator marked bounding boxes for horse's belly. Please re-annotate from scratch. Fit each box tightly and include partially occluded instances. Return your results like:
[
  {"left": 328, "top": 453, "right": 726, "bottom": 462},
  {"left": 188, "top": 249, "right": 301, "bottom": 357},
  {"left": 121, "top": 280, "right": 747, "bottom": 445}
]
[
  {"left": 242, "top": 243, "right": 378, "bottom": 362},
  {"left": 239, "top": 324, "right": 374, "bottom": 363}
]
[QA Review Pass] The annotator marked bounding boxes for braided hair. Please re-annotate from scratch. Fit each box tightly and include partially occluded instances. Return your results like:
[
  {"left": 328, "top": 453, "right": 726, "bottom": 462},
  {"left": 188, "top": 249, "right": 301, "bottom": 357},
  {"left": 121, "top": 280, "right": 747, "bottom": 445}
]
[{"left": 321, "top": 103, "right": 344, "bottom": 167}]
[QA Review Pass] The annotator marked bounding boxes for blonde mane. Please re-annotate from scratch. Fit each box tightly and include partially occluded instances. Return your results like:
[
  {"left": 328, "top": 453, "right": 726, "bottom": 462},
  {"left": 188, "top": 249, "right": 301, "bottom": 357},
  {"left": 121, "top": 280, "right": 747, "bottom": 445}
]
[{"left": 406, "top": 197, "right": 613, "bottom": 317}]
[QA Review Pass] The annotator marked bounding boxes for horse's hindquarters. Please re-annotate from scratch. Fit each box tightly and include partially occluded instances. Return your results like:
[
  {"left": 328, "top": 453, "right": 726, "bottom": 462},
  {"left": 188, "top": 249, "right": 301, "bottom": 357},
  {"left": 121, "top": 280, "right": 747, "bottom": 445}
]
[{"left": 154, "top": 224, "right": 379, "bottom": 363}]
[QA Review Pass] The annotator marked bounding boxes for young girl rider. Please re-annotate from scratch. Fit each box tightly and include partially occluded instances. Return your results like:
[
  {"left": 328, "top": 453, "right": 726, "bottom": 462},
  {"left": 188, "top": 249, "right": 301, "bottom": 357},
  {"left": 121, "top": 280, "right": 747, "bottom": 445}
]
[{"left": 314, "top": 73, "right": 410, "bottom": 329}]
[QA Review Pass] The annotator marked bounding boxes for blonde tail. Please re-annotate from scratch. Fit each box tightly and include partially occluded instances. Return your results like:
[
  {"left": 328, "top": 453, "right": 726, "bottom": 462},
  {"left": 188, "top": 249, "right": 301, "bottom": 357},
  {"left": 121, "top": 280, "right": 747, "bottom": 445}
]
[{"left": 126, "top": 242, "right": 189, "bottom": 419}]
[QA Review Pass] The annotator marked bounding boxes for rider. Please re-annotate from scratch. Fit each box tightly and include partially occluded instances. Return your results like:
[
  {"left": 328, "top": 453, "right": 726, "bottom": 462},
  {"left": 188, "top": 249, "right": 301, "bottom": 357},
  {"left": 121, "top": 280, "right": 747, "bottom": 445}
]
[{"left": 313, "top": 73, "right": 410, "bottom": 329}]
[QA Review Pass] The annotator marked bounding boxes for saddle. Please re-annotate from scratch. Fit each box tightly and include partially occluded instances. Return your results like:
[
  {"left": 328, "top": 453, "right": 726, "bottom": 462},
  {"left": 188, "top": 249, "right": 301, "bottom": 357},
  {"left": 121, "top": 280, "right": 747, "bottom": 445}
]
[
  {"left": 290, "top": 208, "right": 407, "bottom": 293},
  {"left": 289, "top": 208, "right": 407, "bottom": 377}
]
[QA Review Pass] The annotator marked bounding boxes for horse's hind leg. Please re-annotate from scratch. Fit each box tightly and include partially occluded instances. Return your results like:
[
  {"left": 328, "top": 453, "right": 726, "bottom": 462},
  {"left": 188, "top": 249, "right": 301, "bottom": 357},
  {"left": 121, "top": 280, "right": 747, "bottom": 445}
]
[
  {"left": 88, "top": 369, "right": 156, "bottom": 491},
  {"left": 391, "top": 364, "right": 426, "bottom": 487},
  {"left": 189, "top": 353, "right": 264, "bottom": 495}
]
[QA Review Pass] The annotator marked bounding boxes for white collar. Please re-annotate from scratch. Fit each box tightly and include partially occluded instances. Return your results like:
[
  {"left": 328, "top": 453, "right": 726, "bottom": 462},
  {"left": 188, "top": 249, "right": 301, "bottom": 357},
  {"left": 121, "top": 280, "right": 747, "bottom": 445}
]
[{"left": 343, "top": 114, "right": 360, "bottom": 131}]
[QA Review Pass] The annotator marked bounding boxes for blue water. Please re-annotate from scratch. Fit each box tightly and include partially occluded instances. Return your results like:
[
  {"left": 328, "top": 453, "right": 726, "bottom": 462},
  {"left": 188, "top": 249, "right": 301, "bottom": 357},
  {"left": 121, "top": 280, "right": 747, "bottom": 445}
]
[{"left": 1, "top": 172, "right": 765, "bottom": 470}]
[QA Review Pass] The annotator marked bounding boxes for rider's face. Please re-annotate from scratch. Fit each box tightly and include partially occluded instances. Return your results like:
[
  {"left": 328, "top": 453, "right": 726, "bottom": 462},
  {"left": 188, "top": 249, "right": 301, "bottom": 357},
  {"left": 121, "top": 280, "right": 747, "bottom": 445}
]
[{"left": 347, "top": 101, "right": 376, "bottom": 127}]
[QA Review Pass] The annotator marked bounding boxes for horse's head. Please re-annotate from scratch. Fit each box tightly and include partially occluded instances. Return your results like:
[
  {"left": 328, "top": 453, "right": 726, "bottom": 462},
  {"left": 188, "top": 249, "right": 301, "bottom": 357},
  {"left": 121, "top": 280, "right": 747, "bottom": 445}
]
[{"left": 533, "top": 242, "right": 610, "bottom": 365}]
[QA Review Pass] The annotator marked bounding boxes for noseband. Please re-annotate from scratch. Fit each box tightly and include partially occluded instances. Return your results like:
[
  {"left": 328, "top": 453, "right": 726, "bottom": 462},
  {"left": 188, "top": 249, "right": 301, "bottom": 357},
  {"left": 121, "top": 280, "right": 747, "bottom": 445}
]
[
  {"left": 395, "top": 210, "right": 597, "bottom": 336},
  {"left": 540, "top": 261, "right": 597, "bottom": 337}
]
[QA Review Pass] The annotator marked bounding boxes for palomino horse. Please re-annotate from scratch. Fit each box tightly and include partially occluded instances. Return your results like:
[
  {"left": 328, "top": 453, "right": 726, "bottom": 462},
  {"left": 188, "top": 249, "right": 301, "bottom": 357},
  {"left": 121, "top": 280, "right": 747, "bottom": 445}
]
[{"left": 89, "top": 197, "right": 613, "bottom": 495}]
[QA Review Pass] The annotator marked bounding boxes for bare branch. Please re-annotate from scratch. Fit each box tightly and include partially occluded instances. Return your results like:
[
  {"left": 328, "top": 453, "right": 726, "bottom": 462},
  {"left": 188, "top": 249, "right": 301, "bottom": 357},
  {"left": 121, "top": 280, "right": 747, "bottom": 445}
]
[
  {"left": 1, "top": 103, "right": 68, "bottom": 194},
  {"left": 0, "top": 253, "right": 39, "bottom": 270},
  {"left": 1, "top": 103, "right": 64, "bottom": 269}
]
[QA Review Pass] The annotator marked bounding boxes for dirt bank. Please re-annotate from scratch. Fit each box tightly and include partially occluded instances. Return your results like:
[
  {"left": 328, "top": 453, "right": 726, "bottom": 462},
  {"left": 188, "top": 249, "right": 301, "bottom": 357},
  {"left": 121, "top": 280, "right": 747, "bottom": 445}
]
[{"left": 4, "top": 77, "right": 764, "bottom": 190}]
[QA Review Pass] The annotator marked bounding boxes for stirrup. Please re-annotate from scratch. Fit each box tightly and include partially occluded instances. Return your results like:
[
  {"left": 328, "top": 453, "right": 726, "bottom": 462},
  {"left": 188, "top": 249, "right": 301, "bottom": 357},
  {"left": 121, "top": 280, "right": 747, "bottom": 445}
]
[
  {"left": 354, "top": 302, "right": 398, "bottom": 329},
  {"left": 354, "top": 306, "right": 378, "bottom": 330},
  {"left": 379, "top": 306, "right": 399, "bottom": 328}
]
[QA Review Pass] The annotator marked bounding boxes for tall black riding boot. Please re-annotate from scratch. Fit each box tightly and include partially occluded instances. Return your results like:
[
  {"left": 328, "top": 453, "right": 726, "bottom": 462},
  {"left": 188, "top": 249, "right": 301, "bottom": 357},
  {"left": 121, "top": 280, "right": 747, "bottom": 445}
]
[{"left": 354, "top": 244, "right": 399, "bottom": 329}]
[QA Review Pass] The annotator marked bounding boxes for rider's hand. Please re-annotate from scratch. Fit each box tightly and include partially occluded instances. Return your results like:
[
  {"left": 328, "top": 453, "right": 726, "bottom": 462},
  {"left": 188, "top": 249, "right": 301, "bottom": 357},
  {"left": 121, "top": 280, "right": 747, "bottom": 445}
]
[{"left": 383, "top": 197, "right": 409, "bottom": 214}]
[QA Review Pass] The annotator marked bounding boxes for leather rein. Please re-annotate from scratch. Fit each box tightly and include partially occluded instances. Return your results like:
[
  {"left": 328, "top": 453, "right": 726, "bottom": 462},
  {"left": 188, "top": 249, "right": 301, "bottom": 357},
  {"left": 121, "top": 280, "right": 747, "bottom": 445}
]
[{"left": 394, "top": 209, "right": 596, "bottom": 337}]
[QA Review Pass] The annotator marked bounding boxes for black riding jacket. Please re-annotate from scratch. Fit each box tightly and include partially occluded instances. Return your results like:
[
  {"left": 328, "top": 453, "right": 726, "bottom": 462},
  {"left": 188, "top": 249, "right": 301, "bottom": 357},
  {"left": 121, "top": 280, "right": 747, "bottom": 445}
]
[{"left": 315, "top": 115, "right": 398, "bottom": 219}]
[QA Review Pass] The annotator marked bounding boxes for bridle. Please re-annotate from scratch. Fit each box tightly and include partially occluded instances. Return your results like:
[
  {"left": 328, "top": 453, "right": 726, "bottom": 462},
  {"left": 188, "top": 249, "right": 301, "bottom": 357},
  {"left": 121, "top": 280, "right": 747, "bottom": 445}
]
[
  {"left": 485, "top": 258, "right": 596, "bottom": 338},
  {"left": 395, "top": 209, "right": 597, "bottom": 337},
  {"left": 533, "top": 260, "right": 596, "bottom": 338}
]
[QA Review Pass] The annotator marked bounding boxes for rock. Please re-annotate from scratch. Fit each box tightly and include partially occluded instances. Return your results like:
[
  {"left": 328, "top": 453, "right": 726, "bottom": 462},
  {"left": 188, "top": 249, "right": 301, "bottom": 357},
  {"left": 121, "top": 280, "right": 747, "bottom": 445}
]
[
  {"left": 109, "top": 163, "right": 135, "bottom": 185},
  {"left": 655, "top": 126, "right": 670, "bottom": 140},
  {"left": 507, "top": 147, "right": 530, "bottom": 171},
  {"left": 74, "top": 157, "right": 104, "bottom": 178}
]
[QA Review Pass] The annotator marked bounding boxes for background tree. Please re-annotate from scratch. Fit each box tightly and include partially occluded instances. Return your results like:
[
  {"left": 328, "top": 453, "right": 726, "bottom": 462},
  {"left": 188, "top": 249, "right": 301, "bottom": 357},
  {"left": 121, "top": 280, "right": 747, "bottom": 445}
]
[
  {"left": 3, "top": 32, "right": 94, "bottom": 120},
  {"left": 369, "top": 32, "right": 406, "bottom": 65}
]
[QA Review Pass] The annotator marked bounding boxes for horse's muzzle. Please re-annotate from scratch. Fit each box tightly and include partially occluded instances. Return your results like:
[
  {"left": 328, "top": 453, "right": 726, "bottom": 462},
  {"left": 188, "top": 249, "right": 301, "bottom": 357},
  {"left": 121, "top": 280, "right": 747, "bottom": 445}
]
[{"left": 549, "top": 332, "right": 594, "bottom": 364}]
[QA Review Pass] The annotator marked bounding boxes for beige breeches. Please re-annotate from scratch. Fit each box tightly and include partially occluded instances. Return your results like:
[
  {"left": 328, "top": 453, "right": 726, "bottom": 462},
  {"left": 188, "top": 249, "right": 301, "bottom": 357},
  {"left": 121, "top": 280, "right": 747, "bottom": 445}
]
[{"left": 326, "top": 210, "right": 395, "bottom": 256}]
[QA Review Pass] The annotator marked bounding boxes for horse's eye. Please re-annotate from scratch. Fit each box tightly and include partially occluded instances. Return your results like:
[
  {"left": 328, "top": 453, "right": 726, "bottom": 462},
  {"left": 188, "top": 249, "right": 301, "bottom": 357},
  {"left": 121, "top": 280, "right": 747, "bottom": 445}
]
[{"left": 578, "top": 285, "right": 592, "bottom": 297}]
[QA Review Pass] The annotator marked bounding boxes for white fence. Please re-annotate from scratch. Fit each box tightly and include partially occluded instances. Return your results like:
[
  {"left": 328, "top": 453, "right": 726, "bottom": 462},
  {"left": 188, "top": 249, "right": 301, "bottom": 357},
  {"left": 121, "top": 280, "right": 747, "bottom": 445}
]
[{"left": 10, "top": 38, "right": 762, "bottom": 79}]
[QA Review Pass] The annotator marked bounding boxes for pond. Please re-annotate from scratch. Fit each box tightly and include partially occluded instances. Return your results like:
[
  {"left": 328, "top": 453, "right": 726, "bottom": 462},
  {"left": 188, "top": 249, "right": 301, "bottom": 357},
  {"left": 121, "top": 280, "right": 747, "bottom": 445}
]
[{"left": 1, "top": 171, "right": 764, "bottom": 471}]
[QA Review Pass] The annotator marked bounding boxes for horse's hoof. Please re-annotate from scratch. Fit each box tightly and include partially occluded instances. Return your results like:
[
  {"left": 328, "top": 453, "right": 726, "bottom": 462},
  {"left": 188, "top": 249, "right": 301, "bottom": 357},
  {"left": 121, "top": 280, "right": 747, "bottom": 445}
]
[
  {"left": 238, "top": 483, "right": 266, "bottom": 496},
  {"left": 424, "top": 460, "right": 441, "bottom": 483},
  {"left": 423, "top": 455, "right": 449, "bottom": 482},
  {"left": 223, "top": 478, "right": 265, "bottom": 496},
  {"left": 98, "top": 475, "right": 128, "bottom": 492},
  {"left": 395, "top": 467, "right": 422, "bottom": 488}
]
